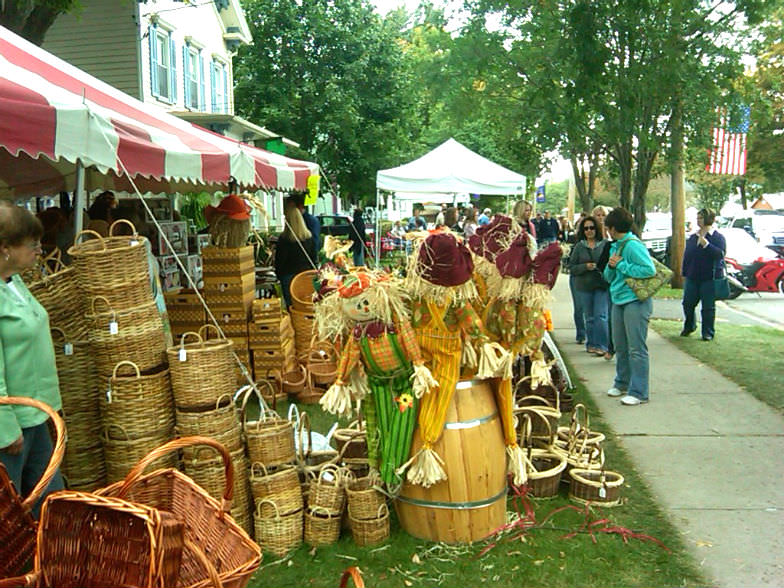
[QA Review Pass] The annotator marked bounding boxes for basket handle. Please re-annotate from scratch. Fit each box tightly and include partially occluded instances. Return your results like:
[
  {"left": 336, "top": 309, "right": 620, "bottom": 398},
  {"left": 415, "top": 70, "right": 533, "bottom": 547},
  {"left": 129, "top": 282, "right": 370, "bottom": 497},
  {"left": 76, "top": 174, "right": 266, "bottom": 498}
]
[
  {"left": 284, "top": 364, "right": 307, "bottom": 388},
  {"left": 115, "top": 436, "right": 234, "bottom": 513},
  {"left": 308, "top": 505, "right": 334, "bottom": 518},
  {"left": 185, "top": 538, "right": 224, "bottom": 588},
  {"left": 0, "top": 572, "right": 39, "bottom": 588},
  {"left": 570, "top": 403, "right": 589, "bottom": 434},
  {"left": 317, "top": 463, "right": 343, "bottom": 486},
  {"left": 250, "top": 461, "right": 269, "bottom": 479},
  {"left": 339, "top": 567, "right": 365, "bottom": 588},
  {"left": 103, "top": 423, "right": 130, "bottom": 441},
  {"left": 108, "top": 219, "right": 139, "bottom": 238},
  {"left": 50, "top": 326, "right": 67, "bottom": 343},
  {"left": 517, "top": 394, "right": 554, "bottom": 408},
  {"left": 520, "top": 413, "right": 533, "bottom": 462},
  {"left": 297, "top": 412, "right": 313, "bottom": 461},
  {"left": 255, "top": 378, "right": 278, "bottom": 413},
  {"left": 256, "top": 498, "right": 281, "bottom": 520},
  {"left": 111, "top": 360, "right": 141, "bottom": 380},
  {"left": 199, "top": 324, "right": 225, "bottom": 341},
  {"left": 514, "top": 406, "right": 554, "bottom": 445},
  {"left": 0, "top": 397, "right": 66, "bottom": 512},
  {"left": 73, "top": 229, "right": 107, "bottom": 249},
  {"left": 178, "top": 331, "right": 203, "bottom": 350},
  {"left": 89, "top": 294, "right": 114, "bottom": 316}
]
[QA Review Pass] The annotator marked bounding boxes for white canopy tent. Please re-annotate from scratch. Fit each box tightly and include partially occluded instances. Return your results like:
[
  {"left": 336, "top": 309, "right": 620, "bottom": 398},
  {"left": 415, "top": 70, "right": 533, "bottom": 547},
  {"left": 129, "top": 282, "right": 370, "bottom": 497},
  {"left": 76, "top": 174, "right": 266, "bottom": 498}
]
[{"left": 374, "top": 138, "right": 527, "bottom": 262}]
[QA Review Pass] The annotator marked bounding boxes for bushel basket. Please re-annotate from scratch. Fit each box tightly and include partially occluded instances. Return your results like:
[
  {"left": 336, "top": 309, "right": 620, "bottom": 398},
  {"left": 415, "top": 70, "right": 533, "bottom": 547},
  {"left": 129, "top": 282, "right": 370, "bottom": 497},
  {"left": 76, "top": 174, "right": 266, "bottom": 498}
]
[
  {"left": 0, "top": 397, "right": 66, "bottom": 578},
  {"left": 96, "top": 436, "right": 261, "bottom": 588}
]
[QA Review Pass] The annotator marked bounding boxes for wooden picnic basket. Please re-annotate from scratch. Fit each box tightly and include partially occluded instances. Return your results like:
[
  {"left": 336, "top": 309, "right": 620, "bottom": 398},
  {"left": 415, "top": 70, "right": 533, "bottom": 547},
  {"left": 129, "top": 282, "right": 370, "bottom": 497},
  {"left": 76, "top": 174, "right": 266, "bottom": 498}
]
[
  {"left": 166, "top": 326, "right": 236, "bottom": 410},
  {"left": 0, "top": 397, "right": 65, "bottom": 578},
  {"left": 96, "top": 436, "right": 261, "bottom": 588},
  {"left": 253, "top": 499, "right": 303, "bottom": 557},
  {"left": 68, "top": 220, "right": 153, "bottom": 311}
]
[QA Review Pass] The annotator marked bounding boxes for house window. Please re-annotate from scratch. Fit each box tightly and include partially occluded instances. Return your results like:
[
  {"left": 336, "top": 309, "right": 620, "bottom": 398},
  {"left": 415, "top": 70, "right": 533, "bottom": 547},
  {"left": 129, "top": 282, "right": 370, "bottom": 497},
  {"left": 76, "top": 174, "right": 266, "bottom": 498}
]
[
  {"left": 184, "top": 45, "right": 204, "bottom": 110},
  {"left": 150, "top": 25, "right": 177, "bottom": 103},
  {"left": 210, "top": 60, "right": 228, "bottom": 113}
]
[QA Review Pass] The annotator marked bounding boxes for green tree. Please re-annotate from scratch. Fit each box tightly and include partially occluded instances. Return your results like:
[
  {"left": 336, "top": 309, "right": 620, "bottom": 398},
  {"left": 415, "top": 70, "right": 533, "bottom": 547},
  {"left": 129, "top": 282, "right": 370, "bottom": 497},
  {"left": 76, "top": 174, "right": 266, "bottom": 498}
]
[
  {"left": 234, "top": 0, "right": 418, "bottom": 203},
  {"left": 0, "top": 0, "right": 79, "bottom": 45}
]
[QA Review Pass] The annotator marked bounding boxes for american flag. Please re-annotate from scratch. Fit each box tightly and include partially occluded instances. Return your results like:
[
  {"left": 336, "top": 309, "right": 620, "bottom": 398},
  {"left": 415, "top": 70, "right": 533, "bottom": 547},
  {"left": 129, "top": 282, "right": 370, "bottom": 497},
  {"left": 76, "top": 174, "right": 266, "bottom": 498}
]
[{"left": 706, "top": 106, "right": 750, "bottom": 175}]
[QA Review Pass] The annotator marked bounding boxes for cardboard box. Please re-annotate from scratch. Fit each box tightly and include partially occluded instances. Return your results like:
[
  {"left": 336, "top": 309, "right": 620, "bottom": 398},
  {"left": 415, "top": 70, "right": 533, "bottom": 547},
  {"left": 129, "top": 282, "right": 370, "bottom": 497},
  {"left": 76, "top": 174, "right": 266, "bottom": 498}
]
[{"left": 157, "top": 221, "right": 188, "bottom": 257}]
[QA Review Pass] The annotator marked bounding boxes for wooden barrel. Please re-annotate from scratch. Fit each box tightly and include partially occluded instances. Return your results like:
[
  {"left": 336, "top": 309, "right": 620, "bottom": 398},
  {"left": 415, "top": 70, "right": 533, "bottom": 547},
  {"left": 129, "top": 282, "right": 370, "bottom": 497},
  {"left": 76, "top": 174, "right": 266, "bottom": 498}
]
[{"left": 395, "top": 379, "right": 506, "bottom": 543}]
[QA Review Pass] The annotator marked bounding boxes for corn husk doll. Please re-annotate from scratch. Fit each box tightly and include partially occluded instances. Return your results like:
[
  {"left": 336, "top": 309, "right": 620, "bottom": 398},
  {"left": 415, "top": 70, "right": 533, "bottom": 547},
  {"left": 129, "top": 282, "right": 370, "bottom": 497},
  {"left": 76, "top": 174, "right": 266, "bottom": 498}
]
[
  {"left": 403, "top": 231, "right": 508, "bottom": 488},
  {"left": 317, "top": 271, "right": 437, "bottom": 488}
]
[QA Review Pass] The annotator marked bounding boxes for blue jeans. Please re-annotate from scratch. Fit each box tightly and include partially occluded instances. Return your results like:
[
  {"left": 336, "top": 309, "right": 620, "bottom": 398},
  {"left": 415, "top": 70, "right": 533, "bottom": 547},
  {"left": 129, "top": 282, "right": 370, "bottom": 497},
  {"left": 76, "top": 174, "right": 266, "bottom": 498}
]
[
  {"left": 353, "top": 248, "right": 365, "bottom": 267},
  {"left": 0, "top": 421, "right": 64, "bottom": 518},
  {"left": 576, "top": 288, "right": 609, "bottom": 352},
  {"left": 612, "top": 297, "right": 653, "bottom": 401},
  {"left": 682, "top": 277, "right": 716, "bottom": 338},
  {"left": 568, "top": 275, "right": 585, "bottom": 341}
]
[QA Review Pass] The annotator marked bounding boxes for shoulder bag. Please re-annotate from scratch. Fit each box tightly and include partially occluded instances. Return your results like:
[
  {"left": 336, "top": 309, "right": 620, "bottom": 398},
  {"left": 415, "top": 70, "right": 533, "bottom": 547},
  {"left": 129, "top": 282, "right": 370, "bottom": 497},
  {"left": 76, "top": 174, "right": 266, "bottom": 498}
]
[
  {"left": 615, "top": 238, "right": 673, "bottom": 301},
  {"left": 714, "top": 260, "right": 730, "bottom": 300}
]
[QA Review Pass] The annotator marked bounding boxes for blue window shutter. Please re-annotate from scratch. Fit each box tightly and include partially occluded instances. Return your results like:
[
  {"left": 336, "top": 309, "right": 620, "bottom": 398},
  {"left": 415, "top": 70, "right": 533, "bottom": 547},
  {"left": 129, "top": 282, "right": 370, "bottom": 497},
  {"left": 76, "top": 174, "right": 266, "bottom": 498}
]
[
  {"left": 182, "top": 45, "right": 190, "bottom": 108},
  {"left": 169, "top": 35, "right": 177, "bottom": 103},
  {"left": 198, "top": 53, "right": 205, "bottom": 111},
  {"left": 149, "top": 25, "right": 158, "bottom": 98},
  {"left": 210, "top": 61, "right": 216, "bottom": 112},
  {"left": 222, "top": 68, "right": 228, "bottom": 113}
]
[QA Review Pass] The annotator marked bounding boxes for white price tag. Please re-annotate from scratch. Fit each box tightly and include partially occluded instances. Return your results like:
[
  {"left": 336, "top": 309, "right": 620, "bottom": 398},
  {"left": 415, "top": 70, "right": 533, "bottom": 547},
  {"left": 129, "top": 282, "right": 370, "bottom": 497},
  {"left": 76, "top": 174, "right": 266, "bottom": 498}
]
[
  {"left": 109, "top": 321, "right": 119, "bottom": 335},
  {"left": 106, "top": 387, "right": 112, "bottom": 403},
  {"left": 223, "top": 314, "right": 230, "bottom": 323},
  {"left": 63, "top": 343, "right": 74, "bottom": 356},
  {"left": 598, "top": 487, "right": 607, "bottom": 499},
  {"left": 129, "top": 239, "right": 139, "bottom": 246},
  {"left": 219, "top": 283, "right": 226, "bottom": 292},
  {"left": 321, "top": 471, "right": 335, "bottom": 483},
  {"left": 179, "top": 348, "right": 187, "bottom": 362}
]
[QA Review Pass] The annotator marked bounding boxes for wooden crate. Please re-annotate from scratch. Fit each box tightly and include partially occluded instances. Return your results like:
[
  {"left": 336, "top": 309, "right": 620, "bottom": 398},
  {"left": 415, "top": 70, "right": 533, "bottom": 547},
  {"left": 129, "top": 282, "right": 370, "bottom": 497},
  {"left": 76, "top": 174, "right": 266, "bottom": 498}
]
[
  {"left": 252, "top": 346, "right": 286, "bottom": 372},
  {"left": 201, "top": 245, "right": 255, "bottom": 275},
  {"left": 252, "top": 297, "right": 282, "bottom": 322},
  {"left": 164, "top": 288, "right": 205, "bottom": 324},
  {"left": 203, "top": 271, "right": 255, "bottom": 304},
  {"left": 248, "top": 316, "right": 288, "bottom": 349}
]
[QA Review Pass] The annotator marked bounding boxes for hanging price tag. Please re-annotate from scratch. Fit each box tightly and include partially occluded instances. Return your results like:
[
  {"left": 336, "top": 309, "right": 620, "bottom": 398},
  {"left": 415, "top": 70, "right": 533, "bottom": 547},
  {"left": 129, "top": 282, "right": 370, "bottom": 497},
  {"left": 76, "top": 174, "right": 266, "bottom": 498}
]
[
  {"left": 106, "top": 386, "right": 112, "bottom": 403},
  {"left": 598, "top": 486, "right": 607, "bottom": 498},
  {"left": 64, "top": 342, "right": 74, "bottom": 356},
  {"left": 219, "top": 283, "right": 226, "bottom": 292},
  {"left": 109, "top": 320, "right": 119, "bottom": 335},
  {"left": 129, "top": 239, "right": 139, "bottom": 246},
  {"left": 179, "top": 348, "right": 187, "bottom": 362},
  {"left": 321, "top": 470, "right": 335, "bottom": 483}
]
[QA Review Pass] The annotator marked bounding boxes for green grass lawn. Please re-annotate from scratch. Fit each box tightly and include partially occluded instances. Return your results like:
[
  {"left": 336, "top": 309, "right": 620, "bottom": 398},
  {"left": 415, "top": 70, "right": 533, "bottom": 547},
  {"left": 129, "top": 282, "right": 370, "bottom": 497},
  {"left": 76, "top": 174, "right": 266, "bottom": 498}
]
[
  {"left": 653, "top": 285, "right": 682, "bottom": 300},
  {"left": 247, "top": 374, "right": 707, "bottom": 587},
  {"left": 651, "top": 319, "right": 784, "bottom": 412}
]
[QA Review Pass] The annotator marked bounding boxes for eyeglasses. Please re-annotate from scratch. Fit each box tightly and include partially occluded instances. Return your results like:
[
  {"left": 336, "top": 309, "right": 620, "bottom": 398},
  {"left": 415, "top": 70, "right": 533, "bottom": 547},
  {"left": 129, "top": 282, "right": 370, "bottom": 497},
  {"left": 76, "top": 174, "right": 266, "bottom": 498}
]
[{"left": 583, "top": 226, "right": 596, "bottom": 231}]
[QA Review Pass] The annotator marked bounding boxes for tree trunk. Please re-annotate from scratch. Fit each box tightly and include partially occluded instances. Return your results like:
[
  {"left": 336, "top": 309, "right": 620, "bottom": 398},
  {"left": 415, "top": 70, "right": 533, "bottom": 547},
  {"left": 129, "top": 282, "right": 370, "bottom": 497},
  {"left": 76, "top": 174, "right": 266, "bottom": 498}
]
[
  {"left": 569, "top": 155, "right": 593, "bottom": 213},
  {"left": 615, "top": 142, "right": 633, "bottom": 210},
  {"left": 632, "top": 147, "right": 657, "bottom": 233},
  {"left": 738, "top": 178, "right": 747, "bottom": 209},
  {"left": 670, "top": 98, "right": 686, "bottom": 287}
]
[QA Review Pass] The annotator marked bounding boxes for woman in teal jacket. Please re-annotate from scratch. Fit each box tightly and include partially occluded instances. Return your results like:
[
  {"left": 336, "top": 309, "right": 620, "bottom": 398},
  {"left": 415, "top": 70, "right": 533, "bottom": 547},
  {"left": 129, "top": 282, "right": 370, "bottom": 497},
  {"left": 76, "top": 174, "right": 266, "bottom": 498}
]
[
  {"left": 0, "top": 202, "right": 64, "bottom": 515},
  {"left": 602, "top": 208, "right": 656, "bottom": 406}
]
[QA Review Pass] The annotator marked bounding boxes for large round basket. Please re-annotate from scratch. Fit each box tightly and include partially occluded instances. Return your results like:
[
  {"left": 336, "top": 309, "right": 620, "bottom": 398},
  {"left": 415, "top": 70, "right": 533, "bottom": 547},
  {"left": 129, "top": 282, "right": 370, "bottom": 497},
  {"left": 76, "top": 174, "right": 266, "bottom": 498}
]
[
  {"left": 101, "top": 361, "right": 175, "bottom": 441},
  {"left": 176, "top": 394, "right": 243, "bottom": 456},
  {"left": 254, "top": 499, "right": 303, "bottom": 557},
  {"left": 102, "top": 425, "right": 176, "bottom": 484},
  {"left": 249, "top": 463, "right": 303, "bottom": 516},
  {"left": 304, "top": 506, "right": 341, "bottom": 547},
  {"left": 349, "top": 504, "right": 390, "bottom": 547},
  {"left": 26, "top": 249, "right": 88, "bottom": 339},
  {"left": 50, "top": 328, "right": 98, "bottom": 417},
  {"left": 68, "top": 220, "right": 153, "bottom": 311},
  {"left": 569, "top": 468, "right": 624, "bottom": 507},
  {"left": 96, "top": 437, "right": 261, "bottom": 588},
  {"left": 345, "top": 471, "right": 385, "bottom": 521},
  {"left": 289, "top": 270, "right": 318, "bottom": 310},
  {"left": 395, "top": 379, "right": 507, "bottom": 544},
  {"left": 86, "top": 296, "right": 166, "bottom": 376},
  {"left": 167, "top": 326, "right": 236, "bottom": 410}
]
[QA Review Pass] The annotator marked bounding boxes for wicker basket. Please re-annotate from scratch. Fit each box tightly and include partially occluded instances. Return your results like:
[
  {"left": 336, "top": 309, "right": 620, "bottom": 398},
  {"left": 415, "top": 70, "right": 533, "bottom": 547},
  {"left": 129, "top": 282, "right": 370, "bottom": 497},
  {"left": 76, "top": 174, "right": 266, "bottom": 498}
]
[
  {"left": 96, "top": 436, "right": 261, "bottom": 588},
  {"left": 304, "top": 505, "right": 341, "bottom": 547},
  {"left": 345, "top": 471, "right": 385, "bottom": 520},
  {"left": 295, "top": 411, "right": 339, "bottom": 477},
  {"left": 25, "top": 249, "right": 88, "bottom": 340},
  {"left": 519, "top": 414, "right": 566, "bottom": 498},
  {"left": 256, "top": 369, "right": 288, "bottom": 407},
  {"left": 514, "top": 395, "right": 561, "bottom": 446},
  {"left": 68, "top": 220, "right": 153, "bottom": 311},
  {"left": 289, "top": 270, "right": 318, "bottom": 310},
  {"left": 249, "top": 463, "right": 304, "bottom": 516},
  {"left": 282, "top": 365, "right": 307, "bottom": 395},
  {"left": 254, "top": 499, "right": 303, "bottom": 557},
  {"left": 35, "top": 491, "right": 185, "bottom": 588},
  {"left": 552, "top": 429, "right": 605, "bottom": 480},
  {"left": 349, "top": 503, "right": 390, "bottom": 547},
  {"left": 307, "top": 464, "right": 347, "bottom": 515},
  {"left": 167, "top": 327, "right": 236, "bottom": 410},
  {"left": 305, "top": 340, "right": 338, "bottom": 386},
  {"left": 290, "top": 307, "right": 316, "bottom": 357},
  {"left": 556, "top": 403, "right": 605, "bottom": 447},
  {"left": 333, "top": 420, "right": 368, "bottom": 461},
  {"left": 86, "top": 296, "right": 166, "bottom": 376},
  {"left": 569, "top": 468, "right": 624, "bottom": 507},
  {"left": 175, "top": 394, "right": 243, "bottom": 455},
  {"left": 102, "top": 425, "right": 176, "bottom": 484},
  {"left": 50, "top": 328, "right": 98, "bottom": 417},
  {"left": 0, "top": 397, "right": 65, "bottom": 578},
  {"left": 102, "top": 361, "right": 175, "bottom": 441},
  {"left": 241, "top": 386, "right": 296, "bottom": 468}
]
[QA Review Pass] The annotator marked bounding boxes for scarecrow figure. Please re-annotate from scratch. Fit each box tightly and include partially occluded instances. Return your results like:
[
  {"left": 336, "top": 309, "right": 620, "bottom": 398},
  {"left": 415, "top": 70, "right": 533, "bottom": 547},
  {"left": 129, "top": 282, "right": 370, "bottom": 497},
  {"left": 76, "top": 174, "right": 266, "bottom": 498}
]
[
  {"left": 318, "top": 271, "right": 437, "bottom": 487},
  {"left": 204, "top": 194, "right": 252, "bottom": 248},
  {"left": 403, "top": 231, "right": 508, "bottom": 488}
]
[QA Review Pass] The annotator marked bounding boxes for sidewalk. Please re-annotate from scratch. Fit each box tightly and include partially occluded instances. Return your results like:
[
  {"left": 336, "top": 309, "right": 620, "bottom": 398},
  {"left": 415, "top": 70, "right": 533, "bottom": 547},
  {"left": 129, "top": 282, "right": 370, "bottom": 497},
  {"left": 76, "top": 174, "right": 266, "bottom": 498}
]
[{"left": 549, "top": 275, "right": 784, "bottom": 588}]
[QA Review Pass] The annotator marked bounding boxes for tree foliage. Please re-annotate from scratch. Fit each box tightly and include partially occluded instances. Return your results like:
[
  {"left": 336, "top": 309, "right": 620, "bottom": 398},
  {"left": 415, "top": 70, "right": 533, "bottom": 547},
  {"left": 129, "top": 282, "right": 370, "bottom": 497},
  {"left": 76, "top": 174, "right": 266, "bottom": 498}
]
[{"left": 0, "top": 0, "right": 82, "bottom": 45}]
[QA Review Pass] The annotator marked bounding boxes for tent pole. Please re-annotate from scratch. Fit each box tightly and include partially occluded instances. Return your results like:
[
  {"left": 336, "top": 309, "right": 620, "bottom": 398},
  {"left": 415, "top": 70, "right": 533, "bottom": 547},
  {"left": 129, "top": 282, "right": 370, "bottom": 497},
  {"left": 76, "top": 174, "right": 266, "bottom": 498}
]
[
  {"left": 375, "top": 189, "right": 381, "bottom": 267},
  {"left": 73, "top": 161, "right": 85, "bottom": 234}
]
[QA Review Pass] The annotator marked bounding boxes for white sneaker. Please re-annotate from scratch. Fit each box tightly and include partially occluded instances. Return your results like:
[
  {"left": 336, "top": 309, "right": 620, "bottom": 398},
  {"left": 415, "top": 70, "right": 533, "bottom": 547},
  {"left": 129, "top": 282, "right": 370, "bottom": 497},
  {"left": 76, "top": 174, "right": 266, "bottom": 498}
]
[
  {"left": 607, "top": 387, "right": 625, "bottom": 397},
  {"left": 620, "top": 395, "right": 648, "bottom": 406}
]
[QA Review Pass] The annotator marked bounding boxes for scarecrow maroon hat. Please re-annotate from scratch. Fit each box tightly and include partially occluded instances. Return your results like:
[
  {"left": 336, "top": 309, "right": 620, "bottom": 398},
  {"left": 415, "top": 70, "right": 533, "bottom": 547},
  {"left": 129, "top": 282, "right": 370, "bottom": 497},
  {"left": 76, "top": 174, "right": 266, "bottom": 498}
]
[
  {"left": 468, "top": 215, "right": 515, "bottom": 262},
  {"left": 533, "top": 242, "right": 563, "bottom": 289},
  {"left": 418, "top": 232, "right": 473, "bottom": 287},
  {"left": 495, "top": 232, "right": 533, "bottom": 279},
  {"left": 204, "top": 194, "right": 251, "bottom": 224}
]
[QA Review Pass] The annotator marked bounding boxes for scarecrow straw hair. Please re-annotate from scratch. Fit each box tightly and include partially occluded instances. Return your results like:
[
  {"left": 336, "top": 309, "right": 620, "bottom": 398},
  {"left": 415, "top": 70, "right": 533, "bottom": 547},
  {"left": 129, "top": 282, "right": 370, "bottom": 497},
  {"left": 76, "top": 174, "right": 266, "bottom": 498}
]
[
  {"left": 405, "top": 234, "right": 478, "bottom": 305},
  {"left": 209, "top": 215, "right": 250, "bottom": 248}
]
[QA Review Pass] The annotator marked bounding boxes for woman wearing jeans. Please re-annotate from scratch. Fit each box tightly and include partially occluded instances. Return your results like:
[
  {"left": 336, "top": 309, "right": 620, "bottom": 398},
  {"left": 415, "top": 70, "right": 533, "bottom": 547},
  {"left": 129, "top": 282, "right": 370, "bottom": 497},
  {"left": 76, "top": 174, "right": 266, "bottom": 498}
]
[
  {"left": 569, "top": 216, "right": 610, "bottom": 357},
  {"left": 602, "top": 208, "right": 656, "bottom": 406}
]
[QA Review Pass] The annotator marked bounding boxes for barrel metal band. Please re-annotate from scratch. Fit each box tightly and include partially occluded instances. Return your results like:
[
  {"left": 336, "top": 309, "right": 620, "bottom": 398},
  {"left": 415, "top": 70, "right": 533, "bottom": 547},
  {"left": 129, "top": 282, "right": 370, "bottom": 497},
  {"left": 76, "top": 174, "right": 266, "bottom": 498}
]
[
  {"left": 396, "top": 487, "right": 507, "bottom": 510},
  {"left": 444, "top": 411, "right": 498, "bottom": 430}
]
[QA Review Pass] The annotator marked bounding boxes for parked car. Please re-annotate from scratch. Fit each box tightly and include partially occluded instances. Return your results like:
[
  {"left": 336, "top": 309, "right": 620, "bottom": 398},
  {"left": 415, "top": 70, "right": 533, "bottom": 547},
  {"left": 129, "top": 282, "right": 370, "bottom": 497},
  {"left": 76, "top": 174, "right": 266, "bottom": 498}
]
[
  {"left": 641, "top": 212, "right": 673, "bottom": 263},
  {"left": 724, "top": 210, "right": 784, "bottom": 257},
  {"left": 316, "top": 214, "right": 375, "bottom": 247}
]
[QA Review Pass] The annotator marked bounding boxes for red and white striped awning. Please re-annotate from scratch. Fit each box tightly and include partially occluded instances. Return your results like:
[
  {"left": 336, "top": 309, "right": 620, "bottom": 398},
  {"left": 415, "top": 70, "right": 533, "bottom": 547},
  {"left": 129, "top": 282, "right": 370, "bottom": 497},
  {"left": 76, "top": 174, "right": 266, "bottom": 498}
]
[{"left": 0, "top": 25, "right": 318, "bottom": 198}]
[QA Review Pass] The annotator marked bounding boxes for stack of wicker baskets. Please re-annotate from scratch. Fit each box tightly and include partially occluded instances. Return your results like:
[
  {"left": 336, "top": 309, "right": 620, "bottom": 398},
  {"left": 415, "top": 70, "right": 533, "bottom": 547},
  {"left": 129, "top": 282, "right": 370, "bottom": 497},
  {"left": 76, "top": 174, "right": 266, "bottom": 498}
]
[
  {"left": 346, "top": 471, "right": 389, "bottom": 546},
  {"left": 304, "top": 464, "right": 346, "bottom": 547},
  {"left": 288, "top": 270, "right": 317, "bottom": 359}
]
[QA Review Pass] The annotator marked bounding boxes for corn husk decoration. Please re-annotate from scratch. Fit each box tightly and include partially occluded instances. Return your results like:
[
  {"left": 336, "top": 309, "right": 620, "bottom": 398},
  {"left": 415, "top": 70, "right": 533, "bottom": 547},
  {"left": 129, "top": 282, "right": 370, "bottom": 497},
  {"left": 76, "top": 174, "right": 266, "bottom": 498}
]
[{"left": 204, "top": 194, "right": 252, "bottom": 248}]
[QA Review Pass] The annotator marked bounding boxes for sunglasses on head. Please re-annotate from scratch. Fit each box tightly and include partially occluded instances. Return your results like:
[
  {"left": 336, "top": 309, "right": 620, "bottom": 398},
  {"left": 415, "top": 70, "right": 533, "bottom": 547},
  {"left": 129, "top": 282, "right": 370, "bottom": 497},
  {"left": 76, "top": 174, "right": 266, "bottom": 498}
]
[{"left": 583, "top": 225, "right": 596, "bottom": 230}]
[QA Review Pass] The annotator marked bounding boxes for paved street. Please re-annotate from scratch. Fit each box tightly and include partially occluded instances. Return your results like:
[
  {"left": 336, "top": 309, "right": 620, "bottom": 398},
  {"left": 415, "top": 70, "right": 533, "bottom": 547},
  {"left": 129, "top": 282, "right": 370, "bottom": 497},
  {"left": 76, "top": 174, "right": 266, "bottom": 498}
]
[{"left": 653, "top": 293, "right": 784, "bottom": 330}]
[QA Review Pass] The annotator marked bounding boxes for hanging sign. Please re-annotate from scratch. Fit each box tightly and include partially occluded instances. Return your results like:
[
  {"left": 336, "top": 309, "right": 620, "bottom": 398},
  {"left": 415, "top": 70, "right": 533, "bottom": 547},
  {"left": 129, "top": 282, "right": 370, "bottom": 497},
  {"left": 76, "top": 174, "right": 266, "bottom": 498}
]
[{"left": 305, "top": 175, "right": 320, "bottom": 206}]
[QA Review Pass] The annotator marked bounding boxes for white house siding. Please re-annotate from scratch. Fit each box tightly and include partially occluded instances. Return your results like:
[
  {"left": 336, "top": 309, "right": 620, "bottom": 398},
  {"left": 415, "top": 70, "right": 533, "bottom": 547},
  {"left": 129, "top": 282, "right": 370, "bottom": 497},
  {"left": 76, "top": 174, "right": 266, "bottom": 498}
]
[{"left": 42, "top": 0, "right": 140, "bottom": 99}]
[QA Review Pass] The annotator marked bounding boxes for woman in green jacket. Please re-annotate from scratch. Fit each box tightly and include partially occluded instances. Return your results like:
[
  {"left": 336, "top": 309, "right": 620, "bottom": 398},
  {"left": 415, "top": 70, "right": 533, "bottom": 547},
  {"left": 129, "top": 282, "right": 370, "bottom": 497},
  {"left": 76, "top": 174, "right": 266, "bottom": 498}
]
[{"left": 0, "top": 202, "right": 64, "bottom": 515}]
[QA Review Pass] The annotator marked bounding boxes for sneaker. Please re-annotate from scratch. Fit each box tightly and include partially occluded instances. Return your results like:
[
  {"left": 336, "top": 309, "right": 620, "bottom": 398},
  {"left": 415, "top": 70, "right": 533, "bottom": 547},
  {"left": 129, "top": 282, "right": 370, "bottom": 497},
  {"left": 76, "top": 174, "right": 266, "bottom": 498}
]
[
  {"left": 603, "top": 352, "right": 613, "bottom": 361},
  {"left": 576, "top": 338, "right": 585, "bottom": 345},
  {"left": 680, "top": 328, "right": 695, "bottom": 337},
  {"left": 607, "top": 387, "right": 625, "bottom": 397},
  {"left": 620, "top": 395, "right": 648, "bottom": 406}
]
